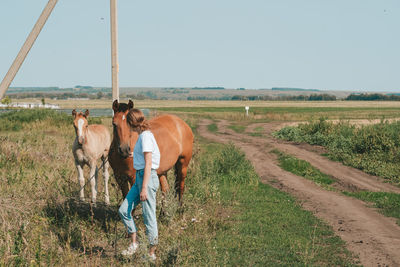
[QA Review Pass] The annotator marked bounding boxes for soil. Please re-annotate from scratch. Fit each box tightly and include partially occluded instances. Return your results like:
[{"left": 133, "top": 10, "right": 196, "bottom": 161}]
[{"left": 198, "top": 119, "right": 400, "bottom": 267}]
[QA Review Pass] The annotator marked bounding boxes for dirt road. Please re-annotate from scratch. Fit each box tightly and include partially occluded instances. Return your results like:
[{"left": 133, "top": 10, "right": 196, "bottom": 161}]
[{"left": 198, "top": 119, "right": 400, "bottom": 267}]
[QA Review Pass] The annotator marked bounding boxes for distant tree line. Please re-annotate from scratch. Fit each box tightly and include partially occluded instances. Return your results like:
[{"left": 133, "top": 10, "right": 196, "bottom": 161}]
[
  {"left": 74, "top": 85, "right": 94, "bottom": 90},
  {"left": 271, "top": 87, "right": 320, "bottom": 92},
  {"left": 192, "top": 87, "right": 225, "bottom": 90},
  {"left": 345, "top": 93, "right": 400, "bottom": 101},
  {"left": 7, "top": 92, "right": 112, "bottom": 100},
  {"left": 125, "top": 93, "right": 147, "bottom": 100},
  {"left": 230, "top": 94, "right": 336, "bottom": 101},
  {"left": 6, "top": 91, "right": 339, "bottom": 102},
  {"left": 187, "top": 96, "right": 232, "bottom": 100}
]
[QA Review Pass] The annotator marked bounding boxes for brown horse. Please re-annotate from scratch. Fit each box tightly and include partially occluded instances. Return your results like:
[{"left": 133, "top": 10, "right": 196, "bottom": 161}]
[
  {"left": 72, "top": 109, "right": 111, "bottom": 204},
  {"left": 109, "top": 100, "right": 194, "bottom": 201}
]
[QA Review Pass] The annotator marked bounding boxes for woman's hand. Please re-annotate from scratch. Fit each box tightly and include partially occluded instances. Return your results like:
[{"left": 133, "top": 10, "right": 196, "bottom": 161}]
[
  {"left": 140, "top": 188, "right": 148, "bottom": 201},
  {"left": 141, "top": 152, "right": 152, "bottom": 201}
]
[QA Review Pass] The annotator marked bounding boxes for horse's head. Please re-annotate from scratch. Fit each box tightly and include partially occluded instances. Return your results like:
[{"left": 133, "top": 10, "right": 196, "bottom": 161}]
[
  {"left": 112, "top": 99, "right": 136, "bottom": 158},
  {"left": 72, "top": 109, "right": 89, "bottom": 145}
]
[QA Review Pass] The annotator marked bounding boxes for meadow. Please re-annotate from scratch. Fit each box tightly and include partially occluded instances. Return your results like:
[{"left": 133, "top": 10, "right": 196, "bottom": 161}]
[
  {"left": 27, "top": 98, "right": 400, "bottom": 123},
  {"left": 274, "top": 118, "right": 400, "bottom": 226},
  {"left": 274, "top": 118, "right": 400, "bottom": 185},
  {"left": 0, "top": 106, "right": 365, "bottom": 266},
  {"left": 272, "top": 149, "right": 400, "bottom": 225}
]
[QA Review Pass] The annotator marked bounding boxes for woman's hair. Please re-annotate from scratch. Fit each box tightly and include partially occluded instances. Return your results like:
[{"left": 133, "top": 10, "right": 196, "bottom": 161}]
[{"left": 127, "top": 108, "right": 150, "bottom": 132}]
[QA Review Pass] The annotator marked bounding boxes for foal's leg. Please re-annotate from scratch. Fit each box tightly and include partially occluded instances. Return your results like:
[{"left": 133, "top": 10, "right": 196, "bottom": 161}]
[
  {"left": 75, "top": 162, "right": 85, "bottom": 201},
  {"left": 89, "top": 161, "right": 98, "bottom": 203},
  {"left": 102, "top": 157, "right": 110, "bottom": 205}
]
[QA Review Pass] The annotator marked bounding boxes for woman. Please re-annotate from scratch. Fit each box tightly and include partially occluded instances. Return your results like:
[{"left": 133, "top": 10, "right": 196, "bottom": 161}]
[{"left": 118, "top": 108, "right": 160, "bottom": 260}]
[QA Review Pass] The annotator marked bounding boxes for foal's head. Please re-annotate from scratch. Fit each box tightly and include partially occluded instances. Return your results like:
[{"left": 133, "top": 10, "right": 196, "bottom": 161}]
[
  {"left": 72, "top": 109, "right": 89, "bottom": 145},
  {"left": 112, "top": 99, "right": 136, "bottom": 158}
]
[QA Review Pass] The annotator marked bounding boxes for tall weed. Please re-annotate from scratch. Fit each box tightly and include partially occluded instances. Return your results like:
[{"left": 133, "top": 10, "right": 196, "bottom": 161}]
[{"left": 274, "top": 119, "right": 400, "bottom": 184}]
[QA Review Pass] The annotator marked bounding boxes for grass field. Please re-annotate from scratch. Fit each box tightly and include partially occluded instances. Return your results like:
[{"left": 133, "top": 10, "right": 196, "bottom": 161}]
[
  {"left": 272, "top": 149, "right": 400, "bottom": 225},
  {"left": 0, "top": 109, "right": 360, "bottom": 266},
  {"left": 274, "top": 119, "right": 400, "bottom": 185},
  {"left": 272, "top": 150, "right": 336, "bottom": 189},
  {"left": 43, "top": 99, "right": 400, "bottom": 109},
  {"left": 19, "top": 99, "right": 398, "bottom": 125}
]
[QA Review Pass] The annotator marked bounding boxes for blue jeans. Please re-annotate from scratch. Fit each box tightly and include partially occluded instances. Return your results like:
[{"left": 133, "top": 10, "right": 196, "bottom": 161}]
[{"left": 118, "top": 169, "right": 159, "bottom": 245}]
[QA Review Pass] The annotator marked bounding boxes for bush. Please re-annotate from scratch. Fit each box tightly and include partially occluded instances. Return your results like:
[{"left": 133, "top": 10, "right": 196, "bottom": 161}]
[
  {"left": 0, "top": 109, "right": 103, "bottom": 132},
  {"left": 213, "top": 143, "right": 259, "bottom": 186},
  {"left": 274, "top": 119, "right": 400, "bottom": 184},
  {"left": 0, "top": 109, "right": 71, "bottom": 131}
]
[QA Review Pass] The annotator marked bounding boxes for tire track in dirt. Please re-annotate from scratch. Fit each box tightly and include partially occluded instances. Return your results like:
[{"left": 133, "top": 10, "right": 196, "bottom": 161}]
[{"left": 198, "top": 119, "right": 400, "bottom": 267}]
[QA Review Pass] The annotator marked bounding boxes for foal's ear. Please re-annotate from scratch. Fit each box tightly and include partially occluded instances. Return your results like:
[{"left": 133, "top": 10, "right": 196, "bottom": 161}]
[
  {"left": 84, "top": 109, "right": 90, "bottom": 118},
  {"left": 128, "top": 99, "right": 134, "bottom": 109},
  {"left": 112, "top": 99, "right": 119, "bottom": 112},
  {"left": 72, "top": 109, "right": 77, "bottom": 117}
]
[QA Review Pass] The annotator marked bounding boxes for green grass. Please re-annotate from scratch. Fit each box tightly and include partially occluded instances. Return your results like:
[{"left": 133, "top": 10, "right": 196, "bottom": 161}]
[
  {"left": 272, "top": 149, "right": 336, "bottom": 188},
  {"left": 0, "top": 109, "right": 101, "bottom": 132},
  {"left": 228, "top": 124, "right": 246, "bottom": 133},
  {"left": 274, "top": 119, "right": 400, "bottom": 186},
  {"left": 196, "top": 144, "right": 357, "bottom": 266},
  {"left": 157, "top": 106, "right": 400, "bottom": 114},
  {"left": 0, "top": 110, "right": 359, "bottom": 266},
  {"left": 157, "top": 106, "right": 400, "bottom": 121},
  {"left": 207, "top": 123, "right": 218, "bottom": 133},
  {"left": 248, "top": 126, "right": 265, "bottom": 137},
  {"left": 253, "top": 126, "right": 264, "bottom": 132},
  {"left": 271, "top": 148, "right": 400, "bottom": 226},
  {"left": 248, "top": 132, "right": 263, "bottom": 137},
  {"left": 343, "top": 191, "right": 400, "bottom": 225}
]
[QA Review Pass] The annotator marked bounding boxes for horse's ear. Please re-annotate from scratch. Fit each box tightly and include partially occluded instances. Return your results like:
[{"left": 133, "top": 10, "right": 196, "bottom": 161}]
[
  {"left": 72, "top": 109, "right": 76, "bottom": 117},
  {"left": 84, "top": 109, "right": 89, "bottom": 118},
  {"left": 112, "top": 99, "right": 119, "bottom": 112},
  {"left": 128, "top": 99, "right": 134, "bottom": 109}
]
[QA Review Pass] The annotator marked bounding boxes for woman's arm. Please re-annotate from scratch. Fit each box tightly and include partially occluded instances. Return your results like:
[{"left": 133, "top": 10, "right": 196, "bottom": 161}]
[{"left": 140, "top": 151, "right": 152, "bottom": 201}]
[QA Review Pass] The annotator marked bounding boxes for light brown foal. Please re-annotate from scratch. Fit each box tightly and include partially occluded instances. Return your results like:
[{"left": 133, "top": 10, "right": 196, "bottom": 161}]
[
  {"left": 72, "top": 109, "right": 111, "bottom": 204},
  {"left": 109, "top": 100, "right": 194, "bottom": 202}
]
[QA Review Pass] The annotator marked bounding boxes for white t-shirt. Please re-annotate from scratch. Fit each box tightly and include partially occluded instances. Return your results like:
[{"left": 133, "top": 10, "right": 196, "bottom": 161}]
[{"left": 133, "top": 130, "right": 160, "bottom": 170}]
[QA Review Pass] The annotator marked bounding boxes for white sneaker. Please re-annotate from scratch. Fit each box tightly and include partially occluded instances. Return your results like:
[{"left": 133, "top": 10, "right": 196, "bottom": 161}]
[
  {"left": 121, "top": 242, "right": 138, "bottom": 256},
  {"left": 149, "top": 253, "right": 156, "bottom": 261}
]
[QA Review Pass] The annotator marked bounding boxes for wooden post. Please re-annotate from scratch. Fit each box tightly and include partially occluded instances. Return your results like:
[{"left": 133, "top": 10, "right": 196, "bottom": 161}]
[
  {"left": 0, "top": 0, "right": 58, "bottom": 100},
  {"left": 110, "top": 0, "right": 119, "bottom": 102}
]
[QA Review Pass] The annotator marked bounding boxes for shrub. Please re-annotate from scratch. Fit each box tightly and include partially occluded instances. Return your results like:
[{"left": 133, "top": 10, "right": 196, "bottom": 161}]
[
  {"left": 0, "top": 109, "right": 70, "bottom": 131},
  {"left": 275, "top": 119, "right": 400, "bottom": 184}
]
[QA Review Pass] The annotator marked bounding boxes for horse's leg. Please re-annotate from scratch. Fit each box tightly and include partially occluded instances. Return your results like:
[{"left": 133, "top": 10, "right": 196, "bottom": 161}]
[
  {"left": 121, "top": 175, "right": 132, "bottom": 199},
  {"left": 158, "top": 172, "right": 169, "bottom": 216},
  {"left": 159, "top": 173, "right": 169, "bottom": 193},
  {"left": 75, "top": 162, "right": 85, "bottom": 201},
  {"left": 128, "top": 173, "right": 135, "bottom": 190},
  {"left": 89, "top": 161, "right": 98, "bottom": 204},
  {"left": 175, "top": 157, "right": 190, "bottom": 203},
  {"left": 103, "top": 156, "right": 110, "bottom": 205},
  {"left": 113, "top": 172, "right": 128, "bottom": 199}
]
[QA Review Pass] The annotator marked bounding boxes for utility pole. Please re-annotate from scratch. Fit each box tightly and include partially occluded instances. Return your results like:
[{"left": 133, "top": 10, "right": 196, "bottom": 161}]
[
  {"left": 110, "top": 0, "right": 119, "bottom": 102},
  {"left": 0, "top": 0, "right": 58, "bottom": 99}
]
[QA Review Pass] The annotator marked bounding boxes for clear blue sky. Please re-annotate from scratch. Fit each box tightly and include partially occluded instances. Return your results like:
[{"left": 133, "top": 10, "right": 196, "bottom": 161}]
[{"left": 0, "top": 0, "right": 399, "bottom": 91}]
